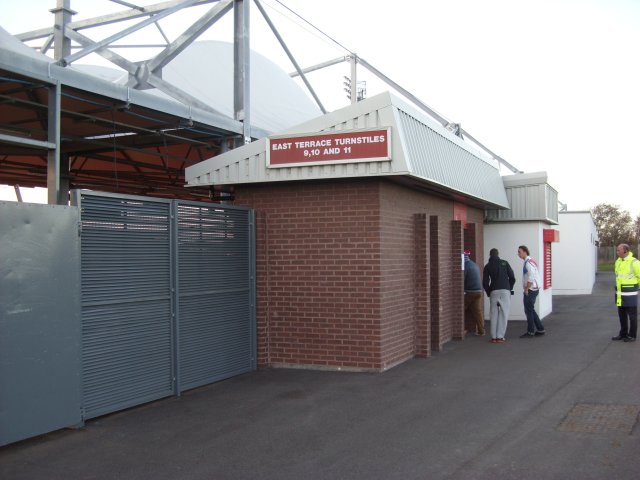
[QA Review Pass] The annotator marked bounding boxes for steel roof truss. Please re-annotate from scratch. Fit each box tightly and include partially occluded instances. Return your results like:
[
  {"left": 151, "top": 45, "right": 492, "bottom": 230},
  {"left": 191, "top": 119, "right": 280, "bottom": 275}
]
[
  {"left": 254, "top": 0, "right": 326, "bottom": 114},
  {"left": 16, "top": 1, "right": 217, "bottom": 42},
  {"left": 0, "top": 133, "right": 55, "bottom": 150},
  {"left": 146, "top": 0, "right": 234, "bottom": 73},
  {"left": 64, "top": 24, "right": 228, "bottom": 118},
  {"left": 61, "top": 0, "right": 203, "bottom": 66}
]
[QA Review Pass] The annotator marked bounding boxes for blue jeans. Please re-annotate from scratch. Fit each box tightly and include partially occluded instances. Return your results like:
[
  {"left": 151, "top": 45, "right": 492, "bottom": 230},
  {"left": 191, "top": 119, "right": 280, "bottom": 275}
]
[{"left": 523, "top": 289, "right": 544, "bottom": 333}]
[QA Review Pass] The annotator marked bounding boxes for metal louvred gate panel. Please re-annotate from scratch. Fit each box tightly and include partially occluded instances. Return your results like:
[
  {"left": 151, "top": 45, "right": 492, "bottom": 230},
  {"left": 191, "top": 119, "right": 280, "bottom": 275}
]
[
  {"left": 76, "top": 191, "right": 255, "bottom": 420},
  {"left": 176, "top": 203, "right": 256, "bottom": 391},
  {"left": 78, "top": 193, "right": 174, "bottom": 419}
]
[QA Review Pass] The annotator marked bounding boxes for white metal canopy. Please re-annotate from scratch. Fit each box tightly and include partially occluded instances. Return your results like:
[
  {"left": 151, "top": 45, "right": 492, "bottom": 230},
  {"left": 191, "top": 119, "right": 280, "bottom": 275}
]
[{"left": 186, "top": 91, "right": 510, "bottom": 209}]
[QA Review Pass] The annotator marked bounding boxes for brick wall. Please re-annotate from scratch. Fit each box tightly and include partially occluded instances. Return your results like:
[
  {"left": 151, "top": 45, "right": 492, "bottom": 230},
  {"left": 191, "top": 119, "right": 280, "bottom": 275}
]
[
  {"left": 430, "top": 215, "right": 442, "bottom": 351},
  {"left": 234, "top": 178, "right": 485, "bottom": 371},
  {"left": 379, "top": 183, "right": 451, "bottom": 364},
  {"left": 235, "top": 180, "right": 383, "bottom": 370},
  {"left": 413, "top": 214, "right": 430, "bottom": 357},
  {"left": 451, "top": 220, "right": 464, "bottom": 340}
]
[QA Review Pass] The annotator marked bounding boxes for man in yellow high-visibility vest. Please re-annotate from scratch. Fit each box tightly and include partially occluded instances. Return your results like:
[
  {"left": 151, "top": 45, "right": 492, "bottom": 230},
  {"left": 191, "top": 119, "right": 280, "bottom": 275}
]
[{"left": 612, "top": 243, "right": 640, "bottom": 343}]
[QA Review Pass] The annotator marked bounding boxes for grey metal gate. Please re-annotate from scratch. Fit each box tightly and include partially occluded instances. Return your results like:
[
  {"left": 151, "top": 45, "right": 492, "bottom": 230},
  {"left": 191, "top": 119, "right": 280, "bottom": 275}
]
[
  {"left": 78, "top": 193, "right": 174, "bottom": 419},
  {"left": 75, "top": 192, "right": 255, "bottom": 420},
  {"left": 176, "top": 202, "right": 256, "bottom": 391}
]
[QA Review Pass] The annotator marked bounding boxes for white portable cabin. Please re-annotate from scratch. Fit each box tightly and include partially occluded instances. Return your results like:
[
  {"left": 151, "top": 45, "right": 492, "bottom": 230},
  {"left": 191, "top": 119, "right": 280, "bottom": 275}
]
[
  {"left": 552, "top": 211, "right": 598, "bottom": 295},
  {"left": 484, "top": 172, "right": 560, "bottom": 321}
]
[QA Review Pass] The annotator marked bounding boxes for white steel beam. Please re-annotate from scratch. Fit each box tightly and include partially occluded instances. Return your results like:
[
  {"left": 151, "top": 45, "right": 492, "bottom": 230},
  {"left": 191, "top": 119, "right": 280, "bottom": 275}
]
[
  {"left": 288, "top": 57, "right": 349, "bottom": 77},
  {"left": 357, "top": 56, "right": 450, "bottom": 127},
  {"left": 0, "top": 134, "right": 56, "bottom": 150},
  {"left": 47, "top": 82, "right": 63, "bottom": 205},
  {"left": 147, "top": 0, "right": 234, "bottom": 73},
  {"left": 233, "top": 0, "right": 251, "bottom": 144},
  {"left": 61, "top": 0, "right": 202, "bottom": 66},
  {"left": 51, "top": 0, "right": 75, "bottom": 62},
  {"left": 64, "top": 28, "right": 228, "bottom": 117},
  {"left": 458, "top": 129, "right": 522, "bottom": 174},
  {"left": 254, "top": 0, "right": 326, "bottom": 114},
  {"left": 349, "top": 55, "right": 357, "bottom": 105},
  {"left": 17, "top": 0, "right": 217, "bottom": 41}
]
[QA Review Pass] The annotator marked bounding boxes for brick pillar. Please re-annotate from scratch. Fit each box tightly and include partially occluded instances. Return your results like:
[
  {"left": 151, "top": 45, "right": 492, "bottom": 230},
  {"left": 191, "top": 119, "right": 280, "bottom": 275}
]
[
  {"left": 414, "top": 214, "right": 430, "bottom": 357},
  {"left": 254, "top": 210, "right": 270, "bottom": 368},
  {"left": 429, "top": 215, "right": 441, "bottom": 352},
  {"left": 452, "top": 220, "right": 465, "bottom": 340}
]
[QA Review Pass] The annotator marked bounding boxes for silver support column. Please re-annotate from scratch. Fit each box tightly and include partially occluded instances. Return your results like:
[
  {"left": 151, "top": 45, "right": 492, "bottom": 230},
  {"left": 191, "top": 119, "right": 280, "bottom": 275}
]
[
  {"left": 349, "top": 55, "right": 357, "bottom": 105},
  {"left": 47, "top": 82, "right": 64, "bottom": 205},
  {"left": 234, "top": 0, "right": 251, "bottom": 145},
  {"left": 49, "top": 0, "right": 72, "bottom": 204},
  {"left": 50, "top": 0, "right": 75, "bottom": 61}
]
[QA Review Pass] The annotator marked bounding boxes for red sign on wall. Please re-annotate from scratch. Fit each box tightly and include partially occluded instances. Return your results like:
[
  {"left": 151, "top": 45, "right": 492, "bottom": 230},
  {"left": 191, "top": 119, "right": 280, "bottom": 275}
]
[
  {"left": 543, "top": 229, "right": 560, "bottom": 242},
  {"left": 266, "top": 128, "right": 391, "bottom": 168},
  {"left": 453, "top": 202, "right": 467, "bottom": 224}
]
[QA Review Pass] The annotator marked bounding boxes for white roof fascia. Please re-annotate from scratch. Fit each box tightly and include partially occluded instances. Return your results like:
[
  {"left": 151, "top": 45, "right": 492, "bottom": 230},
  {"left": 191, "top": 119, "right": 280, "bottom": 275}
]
[
  {"left": 185, "top": 91, "right": 510, "bottom": 208},
  {"left": 389, "top": 93, "right": 508, "bottom": 208},
  {"left": 386, "top": 91, "right": 497, "bottom": 167},
  {"left": 186, "top": 137, "right": 267, "bottom": 186},
  {"left": 502, "top": 171, "right": 557, "bottom": 189},
  {"left": 186, "top": 92, "right": 409, "bottom": 187}
]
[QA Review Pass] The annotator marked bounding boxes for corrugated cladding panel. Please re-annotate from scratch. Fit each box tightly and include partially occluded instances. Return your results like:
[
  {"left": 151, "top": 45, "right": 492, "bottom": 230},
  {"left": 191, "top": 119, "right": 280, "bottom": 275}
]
[
  {"left": 486, "top": 182, "right": 558, "bottom": 223},
  {"left": 176, "top": 203, "right": 255, "bottom": 391},
  {"left": 185, "top": 91, "right": 508, "bottom": 208},
  {"left": 395, "top": 109, "right": 507, "bottom": 207},
  {"left": 547, "top": 186, "right": 559, "bottom": 222},
  {"left": 185, "top": 102, "right": 400, "bottom": 187},
  {"left": 79, "top": 193, "right": 173, "bottom": 419}
]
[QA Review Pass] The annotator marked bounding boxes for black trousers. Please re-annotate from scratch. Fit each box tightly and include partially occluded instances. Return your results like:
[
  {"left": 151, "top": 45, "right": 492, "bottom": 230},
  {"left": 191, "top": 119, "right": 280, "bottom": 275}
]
[{"left": 618, "top": 306, "right": 638, "bottom": 338}]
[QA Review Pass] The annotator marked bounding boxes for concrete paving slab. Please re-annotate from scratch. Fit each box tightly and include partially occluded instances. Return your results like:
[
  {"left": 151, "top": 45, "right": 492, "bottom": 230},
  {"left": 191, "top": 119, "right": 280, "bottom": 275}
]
[{"left": 1, "top": 272, "right": 638, "bottom": 480}]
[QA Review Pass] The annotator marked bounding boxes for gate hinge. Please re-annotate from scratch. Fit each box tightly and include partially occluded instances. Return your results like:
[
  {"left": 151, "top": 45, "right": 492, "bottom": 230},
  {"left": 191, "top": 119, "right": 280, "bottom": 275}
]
[{"left": 78, "top": 221, "right": 83, "bottom": 236}]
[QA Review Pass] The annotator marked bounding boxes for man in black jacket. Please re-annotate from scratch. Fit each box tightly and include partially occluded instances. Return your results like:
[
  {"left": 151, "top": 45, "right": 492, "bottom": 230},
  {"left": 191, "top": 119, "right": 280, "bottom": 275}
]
[{"left": 483, "top": 248, "right": 516, "bottom": 343}]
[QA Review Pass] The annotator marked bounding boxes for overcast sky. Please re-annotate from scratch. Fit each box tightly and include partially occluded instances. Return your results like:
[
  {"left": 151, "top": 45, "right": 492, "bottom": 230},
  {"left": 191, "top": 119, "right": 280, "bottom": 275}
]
[{"left": 2, "top": 0, "right": 639, "bottom": 217}]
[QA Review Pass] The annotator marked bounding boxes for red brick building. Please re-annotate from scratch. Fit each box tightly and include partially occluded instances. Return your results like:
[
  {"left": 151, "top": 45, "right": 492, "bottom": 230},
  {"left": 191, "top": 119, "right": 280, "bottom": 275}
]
[{"left": 187, "top": 92, "right": 509, "bottom": 371}]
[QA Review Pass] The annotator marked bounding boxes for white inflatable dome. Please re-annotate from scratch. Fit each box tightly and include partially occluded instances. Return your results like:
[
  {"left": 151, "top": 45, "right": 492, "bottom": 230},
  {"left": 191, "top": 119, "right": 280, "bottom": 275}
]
[
  {"left": 162, "top": 41, "right": 321, "bottom": 132},
  {"left": 1, "top": 27, "right": 321, "bottom": 133},
  {"left": 72, "top": 40, "right": 322, "bottom": 133}
]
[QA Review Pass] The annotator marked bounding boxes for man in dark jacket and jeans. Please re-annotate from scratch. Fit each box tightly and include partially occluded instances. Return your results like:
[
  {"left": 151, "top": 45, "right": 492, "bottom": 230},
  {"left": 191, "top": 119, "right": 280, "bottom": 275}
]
[
  {"left": 464, "top": 249, "right": 485, "bottom": 336},
  {"left": 483, "top": 248, "right": 516, "bottom": 343}
]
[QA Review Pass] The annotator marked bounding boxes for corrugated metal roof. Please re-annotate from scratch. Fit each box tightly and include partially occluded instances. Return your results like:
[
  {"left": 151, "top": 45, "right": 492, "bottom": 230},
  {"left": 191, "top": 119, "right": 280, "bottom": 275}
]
[
  {"left": 485, "top": 172, "right": 559, "bottom": 223},
  {"left": 186, "top": 91, "right": 509, "bottom": 208}
]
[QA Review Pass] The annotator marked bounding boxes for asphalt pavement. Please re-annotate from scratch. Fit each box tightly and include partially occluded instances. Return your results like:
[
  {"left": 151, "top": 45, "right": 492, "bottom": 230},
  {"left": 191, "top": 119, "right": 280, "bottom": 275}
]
[{"left": 1, "top": 271, "right": 639, "bottom": 480}]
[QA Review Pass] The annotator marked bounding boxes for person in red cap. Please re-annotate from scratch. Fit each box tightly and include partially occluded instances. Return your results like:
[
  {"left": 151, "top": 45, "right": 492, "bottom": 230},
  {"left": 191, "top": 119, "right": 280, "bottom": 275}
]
[{"left": 463, "top": 249, "right": 485, "bottom": 336}]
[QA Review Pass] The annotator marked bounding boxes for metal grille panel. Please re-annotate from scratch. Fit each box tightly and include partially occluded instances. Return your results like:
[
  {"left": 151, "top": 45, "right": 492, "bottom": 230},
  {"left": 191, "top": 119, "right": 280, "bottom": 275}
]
[
  {"left": 77, "top": 193, "right": 255, "bottom": 418},
  {"left": 176, "top": 203, "right": 255, "bottom": 391},
  {"left": 79, "top": 193, "right": 174, "bottom": 419}
]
